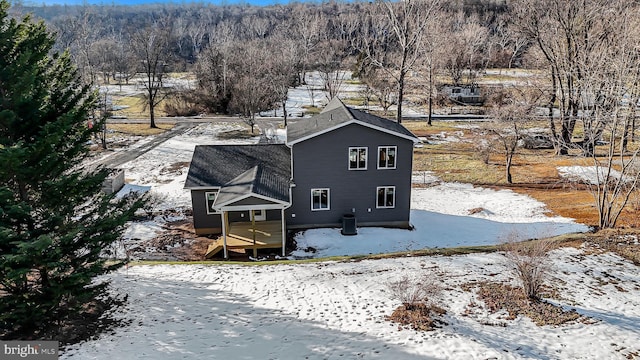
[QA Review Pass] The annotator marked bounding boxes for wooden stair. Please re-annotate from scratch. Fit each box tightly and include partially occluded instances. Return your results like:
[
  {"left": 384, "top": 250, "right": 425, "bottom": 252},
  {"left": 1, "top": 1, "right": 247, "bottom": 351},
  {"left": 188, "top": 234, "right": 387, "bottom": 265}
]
[
  {"left": 203, "top": 221, "right": 284, "bottom": 259},
  {"left": 205, "top": 242, "right": 224, "bottom": 258},
  {"left": 204, "top": 235, "right": 266, "bottom": 259}
]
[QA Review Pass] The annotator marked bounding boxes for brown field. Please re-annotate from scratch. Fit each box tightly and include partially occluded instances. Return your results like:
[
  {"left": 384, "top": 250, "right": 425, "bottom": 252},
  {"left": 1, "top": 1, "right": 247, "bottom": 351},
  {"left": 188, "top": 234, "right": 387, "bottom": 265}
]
[{"left": 406, "top": 120, "right": 640, "bottom": 228}]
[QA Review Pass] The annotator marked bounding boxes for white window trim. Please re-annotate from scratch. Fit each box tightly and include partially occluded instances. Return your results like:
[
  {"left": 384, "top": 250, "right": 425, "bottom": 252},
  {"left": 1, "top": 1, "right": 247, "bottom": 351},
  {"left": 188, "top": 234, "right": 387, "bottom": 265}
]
[
  {"left": 348, "top": 146, "right": 368, "bottom": 170},
  {"left": 377, "top": 146, "right": 397, "bottom": 170},
  {"left": 205, "top": 191, "right": 220, "bottom": 215},
  {"left": 311, "top": 188, "right": 330, "bottom": 211},
  {"left": 376, "top": 186, "right": 396, "bottom": 209}
]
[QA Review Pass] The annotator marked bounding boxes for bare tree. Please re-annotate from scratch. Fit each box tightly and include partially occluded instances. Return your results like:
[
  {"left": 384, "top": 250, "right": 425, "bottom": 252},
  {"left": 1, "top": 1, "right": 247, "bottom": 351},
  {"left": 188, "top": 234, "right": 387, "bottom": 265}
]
[
  {"left": 94, "top": 89, "right": 111, "bottom": 150},
  {"left": 492, "top": 15, "right": 529, "bottom": 70},
  {"left": 63, "top": 7, "right": 100, "bottom": 84},
  {"left": 241, "top": 15, "right": 272, "bottom": 39},
  {"left": 228, "top": 41, "right": 280, "bottom": 134},
  {"left": 194, "top": 21, "right": 238, "bottom": 113},
  {"left": 441, "top": 11, "right": 488, "bottom": 87},
  {"left": 131, "top": 21, "right": 173, "bottom": 128},
  {"left": 268, "top": 31, "right": 299, "bottom": 127},
  {"left": 538, "top": 3, "right": 640, "bottom": 228},
  {"left": 421, "top": 10, "right": 446, "bottom": 126},
  {"left": 315, "top": 39, "right": 348, "bottom": 101},
  {"left": 359, "top": 0, "right": 442, "bottom": 123},
  {"left": 576, "top": 95, "right": 640, "bottom": 228},
  {"left": 512, "top": 0, "right": 629, "bottom": 155},
  {"left": 89, "top": 37, "right": 117, "bottom": 84},
  {"left": 186, "top": 13, "right": 208, "bottom": 58},
  {"left": 111, "top": 31, "right": 136, "bottom": 90},
  {"left": 363, "top": 70, "right": 397, "bottom": 116},
  {"left": 487, "top": 87, "right": 541, "bottom": 184},
  {"left": 291, "top": 6, "right": 325, "bottom": 85}
]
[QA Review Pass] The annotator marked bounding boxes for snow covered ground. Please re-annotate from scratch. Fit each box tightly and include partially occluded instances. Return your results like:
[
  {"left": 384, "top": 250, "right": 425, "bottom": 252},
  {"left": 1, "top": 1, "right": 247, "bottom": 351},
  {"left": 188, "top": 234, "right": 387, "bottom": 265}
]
[
  {"left": 292, "top": 183, "right": 589, "bottom": 258},
  {"left": 63, "top": 247, "right": 640, "bottom": 359},
  {"left": 558, "top": 165, "right": 628, "bottom": 185},
  {"left": 112, "top": 121, "right": 588, "bottom": 260},
  {"left": 63, "top": 90, "right": 640, "bottom": 360},
  {"left": 114, "top": 122, "right": 260, "bottom": 256}
]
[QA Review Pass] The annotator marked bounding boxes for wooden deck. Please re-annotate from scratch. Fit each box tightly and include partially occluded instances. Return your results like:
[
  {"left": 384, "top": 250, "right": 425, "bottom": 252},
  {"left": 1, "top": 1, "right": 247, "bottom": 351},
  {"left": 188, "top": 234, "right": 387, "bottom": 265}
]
[{"left": 205, "top": 221, "right": 284, "bottom": 258}]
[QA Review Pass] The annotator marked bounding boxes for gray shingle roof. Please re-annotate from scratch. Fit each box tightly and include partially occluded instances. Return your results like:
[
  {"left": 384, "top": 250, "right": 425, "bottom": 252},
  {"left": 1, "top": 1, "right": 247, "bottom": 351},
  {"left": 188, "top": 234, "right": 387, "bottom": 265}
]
[
  {"left": 287, "top": 98, "right": 418, "bottom": 144},
  {"left": 184, "top": 144, "right": 291, "bottom": 203}
]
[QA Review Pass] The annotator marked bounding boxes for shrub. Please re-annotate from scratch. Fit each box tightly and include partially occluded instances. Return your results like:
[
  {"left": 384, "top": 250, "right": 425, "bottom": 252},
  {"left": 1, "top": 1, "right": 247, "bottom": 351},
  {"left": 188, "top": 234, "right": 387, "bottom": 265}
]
[
  {"left": 385, "top": 273, "right": 446, "bottom": 331},
  {"left": 387, "top": 274, "right": 442, "bottom": 310},
  {"left": 502, "top": 238, "right": 555, "bottom": 301}
]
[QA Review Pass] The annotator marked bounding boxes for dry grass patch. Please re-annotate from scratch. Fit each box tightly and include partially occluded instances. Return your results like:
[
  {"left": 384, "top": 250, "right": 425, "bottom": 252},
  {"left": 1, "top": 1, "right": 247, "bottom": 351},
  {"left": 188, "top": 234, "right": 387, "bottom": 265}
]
[
  {"left": 387, "top": 304, "right": 446, "bottom": 331},
  {"left": 410, "top": 119, "right": 640, "bottom": 227},
  {"left": 585, "top": 229, "right": 640, "bottom": 265},
  {"left": 108, "top": 123, "right": 174, "bottom": 136},
  {"left": 404, "top": 121, "right": 463, "bottom": 137},
  {"left": 111, "top": 95, "right": 147, "bottom": 117},
  {"left": 111, "top": 95, "right": 170, "bottom": 118},
  {"left": 415, "top": 145, "right": 504, "bottom": 184},
  {"left": 474, "top": 282, "right": 584, "bottom": 326},
  {"left": 514, "top": 187, "right": 597, "bottom": 226},
  {"left": 302, "top": 105, "right": 322, "bottom": 115},
  {"left": 217, "top": 128, "right": 257, "bottom": 139}
]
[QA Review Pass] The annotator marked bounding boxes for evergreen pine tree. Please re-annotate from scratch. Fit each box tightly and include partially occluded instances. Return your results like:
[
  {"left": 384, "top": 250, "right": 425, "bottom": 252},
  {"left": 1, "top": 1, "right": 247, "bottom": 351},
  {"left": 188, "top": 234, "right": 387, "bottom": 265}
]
[{"left": 0, "top": 1, "right": 144, "bottom": 340}]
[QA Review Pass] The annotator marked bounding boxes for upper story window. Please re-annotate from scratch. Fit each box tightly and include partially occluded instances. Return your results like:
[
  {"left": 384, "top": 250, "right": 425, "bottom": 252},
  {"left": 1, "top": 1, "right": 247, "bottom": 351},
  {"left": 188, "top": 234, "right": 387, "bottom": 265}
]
[
  {"left": 378, "top": 146, "right": 397, "bottom": 169},
  {"left": 349, "top": 147, "right": 367, "bottom": 170},
  {"left": 376, "top": 186, "right": 395, "bottom": 208},
  {"left": 311, "top": 188, "right": 330, "bottom": 211},
  {"left": 205, "top": 190, "right": 219, "bottom": 214}
]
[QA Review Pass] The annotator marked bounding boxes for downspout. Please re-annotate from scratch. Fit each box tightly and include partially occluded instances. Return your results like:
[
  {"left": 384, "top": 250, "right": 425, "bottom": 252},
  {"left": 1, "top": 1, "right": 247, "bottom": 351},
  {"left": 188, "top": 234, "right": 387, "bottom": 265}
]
[
  {"left": 282, "top": 142, "right": 294, "bottom": 257},
  {"left": 251, "top": 210, "right": 257, "bottom": 258}
]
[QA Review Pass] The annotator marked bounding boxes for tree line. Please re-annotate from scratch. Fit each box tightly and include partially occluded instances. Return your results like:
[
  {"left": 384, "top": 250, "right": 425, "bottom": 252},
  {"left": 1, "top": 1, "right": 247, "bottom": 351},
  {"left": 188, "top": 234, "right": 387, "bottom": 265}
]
[
  {"left": 9, "top": 0, "right": 516, "bottom": 126},
  {"left": 11, "top": 0, "right": 640, "bottom": 228}
]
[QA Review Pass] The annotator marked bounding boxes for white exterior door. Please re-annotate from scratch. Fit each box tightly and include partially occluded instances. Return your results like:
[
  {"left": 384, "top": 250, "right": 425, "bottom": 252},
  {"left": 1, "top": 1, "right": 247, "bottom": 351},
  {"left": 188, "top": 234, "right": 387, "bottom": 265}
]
[{"left": 251, "top": 209, "right": 266, "bottom": 222}]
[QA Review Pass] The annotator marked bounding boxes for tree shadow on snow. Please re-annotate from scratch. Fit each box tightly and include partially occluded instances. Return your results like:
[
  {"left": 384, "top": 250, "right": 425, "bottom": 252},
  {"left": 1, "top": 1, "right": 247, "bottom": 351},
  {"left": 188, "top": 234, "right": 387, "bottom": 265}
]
[{"left": 62, "top": 274, "right": 439, "bottom": 360}]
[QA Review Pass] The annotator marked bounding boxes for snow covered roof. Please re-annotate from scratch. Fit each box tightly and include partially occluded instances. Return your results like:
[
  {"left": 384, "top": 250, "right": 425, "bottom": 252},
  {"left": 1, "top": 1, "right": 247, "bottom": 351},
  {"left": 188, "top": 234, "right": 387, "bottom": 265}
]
[
  {"left": 184, "top": 144, "right": 291, "bottom": 204},
  {"left": 287, "top": 98, "right": 419, "bottom": 145}
]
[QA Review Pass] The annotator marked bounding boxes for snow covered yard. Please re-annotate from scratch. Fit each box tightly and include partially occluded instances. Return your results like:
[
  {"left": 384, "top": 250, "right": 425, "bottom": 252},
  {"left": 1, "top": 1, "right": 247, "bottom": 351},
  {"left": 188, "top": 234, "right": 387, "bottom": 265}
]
[
  {"left": 63, "top": 247, "right": 640, "bottom": 359},
  {"left": 109, "top": 121, "right": 589, "bottom": 259},
  {"left": 68, "top": 94, "right": 640, "bottom": 360},
  {"left": 293, "top": 183, "right": 589, "bottom": 258}
]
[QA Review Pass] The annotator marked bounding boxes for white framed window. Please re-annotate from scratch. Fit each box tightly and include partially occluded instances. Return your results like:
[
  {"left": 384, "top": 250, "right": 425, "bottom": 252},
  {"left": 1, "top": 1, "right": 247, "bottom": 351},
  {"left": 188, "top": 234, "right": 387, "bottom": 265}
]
[
  {"left": 378, "top": 146, "right": 397, "bottom": 169},
  {"left": 376, "top": 186, "right": 395, "bottom": 209},
  {"left": 311, "top": 188, "right": 330, "bottom": 211},
  {"left": 205, "top": 191, "right": 219, "bottom": 214},
  {"left": 349, "top": 147, "right": 368, "bottom": 170}
]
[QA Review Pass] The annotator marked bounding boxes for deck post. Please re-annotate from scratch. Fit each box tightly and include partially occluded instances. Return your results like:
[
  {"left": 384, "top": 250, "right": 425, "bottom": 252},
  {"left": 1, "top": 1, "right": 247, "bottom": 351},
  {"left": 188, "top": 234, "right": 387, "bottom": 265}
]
[
  {"left": 251, "top": 210, "right": 257, "bottom": 258},
  {"left": 281, "top": 208, "right": 286, "bottom": 257},
  {"left": 222, "top": 211, "right": 228, "bottom": 259}
]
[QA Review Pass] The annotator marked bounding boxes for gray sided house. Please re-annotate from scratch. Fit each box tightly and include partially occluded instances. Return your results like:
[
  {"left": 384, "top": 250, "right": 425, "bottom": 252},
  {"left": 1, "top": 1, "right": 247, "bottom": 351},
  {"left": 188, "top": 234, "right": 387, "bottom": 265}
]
[
  {"left": 184, "top": 98, "right": 418, "bottom": 258},
  {"left": 286, "top": 98, "right": 418, "bottom": 229},
  {"left": 184, "top": 144, "right": 291, "bottom": 234}
]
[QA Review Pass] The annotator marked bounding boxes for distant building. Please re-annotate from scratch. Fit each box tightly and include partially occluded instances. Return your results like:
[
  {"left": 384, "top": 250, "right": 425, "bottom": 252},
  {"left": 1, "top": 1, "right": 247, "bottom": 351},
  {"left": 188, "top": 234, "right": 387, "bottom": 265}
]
[{"left": 442, "top": 85, "right": 483, "bottom": 104}]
